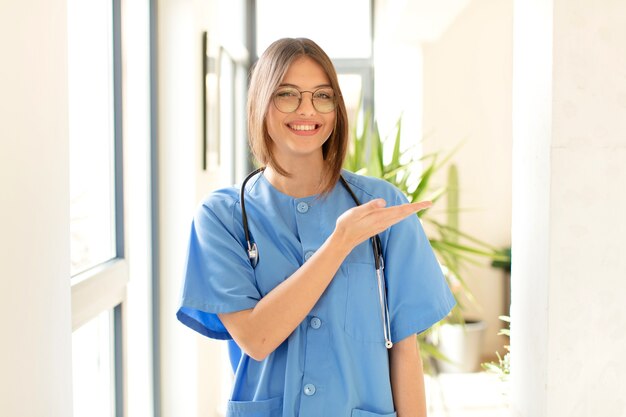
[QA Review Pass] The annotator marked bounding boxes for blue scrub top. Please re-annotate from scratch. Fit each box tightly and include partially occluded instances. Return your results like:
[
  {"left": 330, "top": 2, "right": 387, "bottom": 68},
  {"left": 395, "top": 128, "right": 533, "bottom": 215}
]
[{"left": 177, "top": 170, "right": 455, "bottom": 417}]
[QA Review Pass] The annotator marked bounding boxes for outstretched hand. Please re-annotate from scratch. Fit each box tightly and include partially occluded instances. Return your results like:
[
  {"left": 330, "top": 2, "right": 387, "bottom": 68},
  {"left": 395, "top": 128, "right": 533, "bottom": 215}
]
[
  {"left": 333, "top": 199, "right": 432, "bottom": 251},
  {"left": 218, "top": 198, "right": 431, "bottom": 362}
]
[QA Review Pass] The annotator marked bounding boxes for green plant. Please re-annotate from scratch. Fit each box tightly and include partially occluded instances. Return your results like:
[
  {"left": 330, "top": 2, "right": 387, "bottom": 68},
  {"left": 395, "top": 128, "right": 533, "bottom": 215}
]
[
  {"left": 439, "top": 162, "right": 465, "bottom": 324},
  {"left": 344, "top": 109, "right": 510, "bottom": 369},
  {"left": 481, "top": 315, "right": 511, "bottom": 381},
  {"left": 492, "top": 246, "right": 512, "bottom": 272}
]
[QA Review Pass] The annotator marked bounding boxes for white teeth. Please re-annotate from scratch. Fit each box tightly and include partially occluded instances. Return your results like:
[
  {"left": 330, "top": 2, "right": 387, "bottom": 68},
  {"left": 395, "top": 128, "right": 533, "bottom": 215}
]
[{"left": 290, "top": 124, "right": 316, "bottom": 131}]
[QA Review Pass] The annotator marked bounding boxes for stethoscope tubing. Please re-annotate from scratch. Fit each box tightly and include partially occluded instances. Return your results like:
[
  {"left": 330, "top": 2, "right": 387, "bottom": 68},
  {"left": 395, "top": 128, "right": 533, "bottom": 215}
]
[
  {"left": 240, "top": 168, "right": 393, "bottom": 349},
  {"left": 240, "top": 167, "right": 264, "bottom": 268}
]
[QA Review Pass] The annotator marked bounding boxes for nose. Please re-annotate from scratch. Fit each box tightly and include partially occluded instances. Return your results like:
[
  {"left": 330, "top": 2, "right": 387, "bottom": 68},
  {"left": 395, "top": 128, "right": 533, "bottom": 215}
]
[{"left": 296, "top": 91, "right": 316, "bottom": 115}]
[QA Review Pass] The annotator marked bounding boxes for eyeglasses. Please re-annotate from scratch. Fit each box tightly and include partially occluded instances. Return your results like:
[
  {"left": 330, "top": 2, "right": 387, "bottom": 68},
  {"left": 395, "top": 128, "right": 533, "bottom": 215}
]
[{"left": 272, "top": 86, "right": 336, "bottom": 114}]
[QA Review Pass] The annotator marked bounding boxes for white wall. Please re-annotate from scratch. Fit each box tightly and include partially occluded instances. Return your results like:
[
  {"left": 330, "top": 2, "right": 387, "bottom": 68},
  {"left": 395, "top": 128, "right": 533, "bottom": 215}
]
[
  {"left": 157, "top": 1, "right": 246, "bottom": 416},
  {"left": 157, "top": 1, "right": 205, "bottom": 414},
  {"left": 420, "top": 0, "right": 513, "bottom": 358},
  {"left": 511, "top": 1, "right": 626, "bottom": 416},
  {"left": 0, "top": 1, "right": 73, "bottom": 416}
]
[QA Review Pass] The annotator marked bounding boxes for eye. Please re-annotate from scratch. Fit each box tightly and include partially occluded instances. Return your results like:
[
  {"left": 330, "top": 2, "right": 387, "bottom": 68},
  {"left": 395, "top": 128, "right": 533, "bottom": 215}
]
[
  {"left": 314, "top": 89, "right": 334, "bottom": 100},
  {"left": 275, "top": 88, "right": 300, "bottom": 98}
]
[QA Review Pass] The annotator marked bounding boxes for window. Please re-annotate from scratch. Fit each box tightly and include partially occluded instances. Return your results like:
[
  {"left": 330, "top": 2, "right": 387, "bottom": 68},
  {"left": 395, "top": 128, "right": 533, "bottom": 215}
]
[
  {"left": 68, "top": 0, "right": 126, "bottom": 416},
  {"left": 72, "top": 309, "right": 116, "bottom": 417},
  {"left": 218, "top": 45, "right": 250, "bottom": 183},
  {"left": 68, "top": 0, "right": 117, "bottom": 277}
]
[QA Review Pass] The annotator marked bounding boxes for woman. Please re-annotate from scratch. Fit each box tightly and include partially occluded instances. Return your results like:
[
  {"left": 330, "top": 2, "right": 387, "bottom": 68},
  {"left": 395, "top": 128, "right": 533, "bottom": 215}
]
[{"left": 177, "top": 38, "right": 455, "bottom": 417}]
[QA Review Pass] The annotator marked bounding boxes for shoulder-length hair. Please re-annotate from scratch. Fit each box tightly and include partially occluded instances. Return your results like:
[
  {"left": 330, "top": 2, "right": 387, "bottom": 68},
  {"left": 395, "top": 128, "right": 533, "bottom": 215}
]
[{"left": 247, "top": 37, "right": 349, "bottom": 195}]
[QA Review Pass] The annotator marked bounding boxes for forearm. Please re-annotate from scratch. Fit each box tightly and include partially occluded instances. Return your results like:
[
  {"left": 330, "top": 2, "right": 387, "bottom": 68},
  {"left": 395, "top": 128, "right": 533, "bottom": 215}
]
[
  {"left": 389, "top": 336, "right": 427, "bottom": 417},
  {"left": 219, "top": 198, "right": 430, "bottom": 361},
  {"left": 219, "top": 230, "right": 352, "bottom": 360}
]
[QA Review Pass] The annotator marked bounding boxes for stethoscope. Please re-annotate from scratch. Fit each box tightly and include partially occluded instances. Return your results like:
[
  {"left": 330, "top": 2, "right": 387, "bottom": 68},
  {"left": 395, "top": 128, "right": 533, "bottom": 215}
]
[{"left": 240, "top": 167, "right": 393, "bottom": 349}]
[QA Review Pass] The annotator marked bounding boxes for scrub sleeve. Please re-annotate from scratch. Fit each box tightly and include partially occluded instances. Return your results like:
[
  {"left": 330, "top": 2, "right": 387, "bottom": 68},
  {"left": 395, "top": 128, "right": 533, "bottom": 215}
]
[
  {"left": 387, "top": 195, "right": 455, "bottom": 342},
  {"left": 342, "top": 175, "right": 456, "bottom": 344},
  {"left": 176, "top": 195, "right": 258, "bottom": 341}
]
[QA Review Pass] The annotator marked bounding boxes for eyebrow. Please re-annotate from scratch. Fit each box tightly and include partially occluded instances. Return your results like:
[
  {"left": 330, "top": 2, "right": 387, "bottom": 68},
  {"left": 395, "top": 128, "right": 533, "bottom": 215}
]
[{"left": 278, "top": 83, "right": 333, "bottom": 89}]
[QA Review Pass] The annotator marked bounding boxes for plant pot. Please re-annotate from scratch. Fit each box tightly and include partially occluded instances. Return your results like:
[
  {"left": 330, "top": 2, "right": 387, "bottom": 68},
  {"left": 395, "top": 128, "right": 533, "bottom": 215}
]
[{"left": 436, "top": 320, "right": 487, "bottom": 373}]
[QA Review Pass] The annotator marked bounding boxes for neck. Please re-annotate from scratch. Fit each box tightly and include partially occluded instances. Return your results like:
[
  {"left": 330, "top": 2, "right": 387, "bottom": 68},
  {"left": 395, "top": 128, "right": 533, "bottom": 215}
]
[{"left": 264, "top": 163, "right": 327, "bottom": 198}]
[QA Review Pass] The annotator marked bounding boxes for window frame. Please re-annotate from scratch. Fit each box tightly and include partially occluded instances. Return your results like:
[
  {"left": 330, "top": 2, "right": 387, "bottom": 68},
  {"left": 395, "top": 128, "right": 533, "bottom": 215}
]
[
  {"left": 334, "top": 58, "right": 375, "bottom": 114},
  {"left": 69, "top": 0, "right": 127, "bottom": 415}
]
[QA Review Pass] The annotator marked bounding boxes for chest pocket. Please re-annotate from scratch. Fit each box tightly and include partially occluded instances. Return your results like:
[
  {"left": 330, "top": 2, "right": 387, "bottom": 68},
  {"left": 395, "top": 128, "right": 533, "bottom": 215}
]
[
  {"left": 250, "top": 234, "right": 300, "bottom": 297},
  {"left": 226, "top": 396, "right": 282, "bottom": 417},
  {"left": 344, "top": 262, "right": 386, "bottom": 343}
]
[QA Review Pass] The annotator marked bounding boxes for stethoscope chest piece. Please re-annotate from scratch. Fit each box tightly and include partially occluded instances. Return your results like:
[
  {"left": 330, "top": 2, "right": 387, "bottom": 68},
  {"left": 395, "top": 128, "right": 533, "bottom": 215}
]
[{"left": 248, "top": 242, "right": 259, "bottom": 268}]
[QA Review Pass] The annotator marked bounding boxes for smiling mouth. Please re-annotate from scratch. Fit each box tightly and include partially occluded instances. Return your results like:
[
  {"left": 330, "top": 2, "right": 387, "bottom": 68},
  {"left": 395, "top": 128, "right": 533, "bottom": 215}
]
[{"left": 288, "top": 123, "right": 320, "bottom": 131}]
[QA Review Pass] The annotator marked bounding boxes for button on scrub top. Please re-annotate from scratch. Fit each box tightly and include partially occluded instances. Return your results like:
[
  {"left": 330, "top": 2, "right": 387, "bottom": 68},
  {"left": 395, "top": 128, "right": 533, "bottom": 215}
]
[{"left": 177, "top": 170, "right": 455, "bottom": 417}]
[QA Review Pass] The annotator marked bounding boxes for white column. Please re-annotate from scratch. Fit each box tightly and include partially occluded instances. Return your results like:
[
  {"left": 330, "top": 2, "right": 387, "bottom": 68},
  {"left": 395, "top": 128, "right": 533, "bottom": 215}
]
[
  {"left": 0, "top": 1, "right": 73, "bottom": 416},
  {"left": 157, "top": 1, "right": 229, "bottom": 416},
  {"left": 157, "top": 0, "right": 201, "bottom": 415},
  {"left": 511, "top": 1, "right": 626, "bottom": 416}
]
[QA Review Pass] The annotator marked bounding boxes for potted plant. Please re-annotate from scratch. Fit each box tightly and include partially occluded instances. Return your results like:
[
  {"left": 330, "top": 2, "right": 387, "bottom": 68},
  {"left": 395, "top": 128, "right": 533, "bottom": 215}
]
[{"left": 344, "top": 110, "right": 510, "bottom": 373}]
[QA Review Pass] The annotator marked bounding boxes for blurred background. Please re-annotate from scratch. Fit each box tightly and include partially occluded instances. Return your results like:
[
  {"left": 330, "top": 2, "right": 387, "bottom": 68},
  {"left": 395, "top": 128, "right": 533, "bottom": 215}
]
[{"left": 2, "top": 1, "right": 625, "bottom": 417}]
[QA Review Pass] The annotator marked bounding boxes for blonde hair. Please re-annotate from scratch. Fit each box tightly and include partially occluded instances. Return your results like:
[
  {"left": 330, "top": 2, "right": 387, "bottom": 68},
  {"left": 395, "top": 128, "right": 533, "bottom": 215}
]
[{"left": 247, "top": 38, "right": 349, "bottom": 195}]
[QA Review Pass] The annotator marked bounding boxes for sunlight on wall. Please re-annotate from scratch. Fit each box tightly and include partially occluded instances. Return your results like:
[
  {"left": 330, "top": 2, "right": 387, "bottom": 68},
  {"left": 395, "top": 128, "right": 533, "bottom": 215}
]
[{"left": 380, "top": 0, "right": 471, "bottom": 42}]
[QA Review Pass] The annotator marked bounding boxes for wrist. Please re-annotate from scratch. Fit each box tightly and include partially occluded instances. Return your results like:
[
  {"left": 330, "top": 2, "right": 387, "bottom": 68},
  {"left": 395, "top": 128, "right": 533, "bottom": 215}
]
[{"left": 327, "top": 228, "right": 354, "bottom": 258}]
